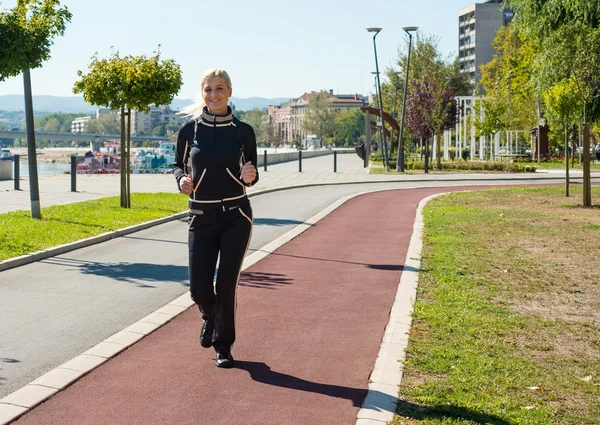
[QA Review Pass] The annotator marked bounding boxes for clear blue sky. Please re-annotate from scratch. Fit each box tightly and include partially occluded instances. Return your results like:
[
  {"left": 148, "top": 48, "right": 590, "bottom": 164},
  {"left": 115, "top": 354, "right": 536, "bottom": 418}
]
[{"left": 0, "top": 0, "right": 483, "bottom": 100}]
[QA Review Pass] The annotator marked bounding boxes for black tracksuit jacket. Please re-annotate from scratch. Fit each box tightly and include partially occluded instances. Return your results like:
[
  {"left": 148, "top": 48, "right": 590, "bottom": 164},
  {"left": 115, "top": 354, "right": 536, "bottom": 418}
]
[{"left": 173, "top": 108, "right": 259, "bottom": 210}]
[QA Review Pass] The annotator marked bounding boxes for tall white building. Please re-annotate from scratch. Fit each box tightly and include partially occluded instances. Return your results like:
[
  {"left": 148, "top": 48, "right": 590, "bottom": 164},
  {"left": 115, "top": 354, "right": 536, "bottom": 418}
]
[{"left": 458, "top": 0, "right": 514, "bottom": 86}]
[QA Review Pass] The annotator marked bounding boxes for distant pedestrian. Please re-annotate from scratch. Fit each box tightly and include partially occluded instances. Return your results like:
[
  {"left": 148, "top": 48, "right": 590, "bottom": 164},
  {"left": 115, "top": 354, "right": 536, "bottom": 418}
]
[{"left": 174, "top": 68, "right": 258, "bottom": 368}]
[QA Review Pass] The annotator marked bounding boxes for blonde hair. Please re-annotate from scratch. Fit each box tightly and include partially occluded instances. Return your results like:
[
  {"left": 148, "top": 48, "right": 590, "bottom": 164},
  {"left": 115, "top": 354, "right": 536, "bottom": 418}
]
[{"left": 180, "top": 68, "right": 232, "bottom": 119}]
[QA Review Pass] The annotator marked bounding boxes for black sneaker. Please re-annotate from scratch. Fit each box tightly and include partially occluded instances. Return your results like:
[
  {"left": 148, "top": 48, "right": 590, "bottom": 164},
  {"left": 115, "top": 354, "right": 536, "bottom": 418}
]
[
  {"left": 215, "top": 351, "right": 234, "bottom": 368},
  {"left": 200, "top": 319, "right": 214, "bottom": 348}
]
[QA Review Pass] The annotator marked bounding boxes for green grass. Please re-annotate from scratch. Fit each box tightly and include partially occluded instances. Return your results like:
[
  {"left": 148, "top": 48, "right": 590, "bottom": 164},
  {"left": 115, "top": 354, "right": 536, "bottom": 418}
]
[
  {"left": 520, "top": 161, "right": 600, "bottom": 170},
  {"left": 393, "top": 186, "right": 600, "bottom": 425},
  {"left": 0, "top": 193, "right": 188, "bottom": 261}
]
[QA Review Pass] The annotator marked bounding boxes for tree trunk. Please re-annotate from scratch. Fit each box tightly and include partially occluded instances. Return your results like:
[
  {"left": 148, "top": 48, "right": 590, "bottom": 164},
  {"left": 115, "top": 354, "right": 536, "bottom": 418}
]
[
  {"left": 583, "top": 122, "right": 592, "bottom": 207},
  {"left": 436, "top": 131, "right": 442, "bottom": 170},
  {"left": 126, "top": 107, "right": 132, "bottom": 209},
  {"left": 120, "top": 105, "right": 126, "bottom": 208},
  {"left": 565, "top": 125, "right": 569, "bottom": 198},
  {"left": 424, "top": 138, "right": 429, "bottom": 174}
]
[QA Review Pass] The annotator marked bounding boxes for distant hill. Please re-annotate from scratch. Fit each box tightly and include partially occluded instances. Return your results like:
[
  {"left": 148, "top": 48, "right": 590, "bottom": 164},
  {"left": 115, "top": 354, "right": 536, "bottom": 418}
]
[{"left": 0, "top": 95, "right": 290, "bottom": 113}]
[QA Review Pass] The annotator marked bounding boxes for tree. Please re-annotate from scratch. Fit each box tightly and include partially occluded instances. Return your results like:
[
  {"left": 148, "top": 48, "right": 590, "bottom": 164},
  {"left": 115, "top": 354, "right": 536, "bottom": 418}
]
[
  {"left": 0, "top": 0, "right": 71, "bottom": 219},
  {"left": 508, "top": 0, "right": 600, "bottom": 207},
  {"left": 36, "top": 113, "right": 88, "bottom": 132},
  {"left": 301, "top": 92, "right": 337, "bottom": 147},
  {"left": 406, "top": 41, "right": 457, "bottom": 169},
  {"left": 536, "top": 23, "right": 600, "bottom": 207},
  {"left": 151, "top": 124, "right": 167, "bottom": 137},
  {"left": 85, "top": 113, "right": 120, "bottom": 134},
  {"left": 478, "top": 24, "right": 538, "bottom": 138},
  {"left": 543, "top": 79, "right": 583, "bottom": 196},
  {"left": 334, "top": 108, "right": 365, "bottom": 147},
  {"left": 244, "top": 108, "right": 269, "bottom": 143},
  {"left": 384, "top": 34, "right": 467, "bottom": 170},
  {"left": 74, "top": 49, "right": 182, "bottom": 208}
]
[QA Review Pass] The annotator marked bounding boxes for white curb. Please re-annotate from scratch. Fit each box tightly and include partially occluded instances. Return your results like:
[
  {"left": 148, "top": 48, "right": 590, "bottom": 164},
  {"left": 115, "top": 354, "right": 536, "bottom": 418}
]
[{"left": 355, "top": 193, "right": 444, "bottom": 425}]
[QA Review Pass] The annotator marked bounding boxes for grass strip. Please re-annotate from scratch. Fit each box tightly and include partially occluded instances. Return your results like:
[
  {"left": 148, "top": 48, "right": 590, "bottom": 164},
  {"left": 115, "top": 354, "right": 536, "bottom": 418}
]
[
  {"left": 0, "top": 193, "right": 188, "bottom": 261},
  {"left": 394, "top": 186, "right": 600, "bottom": 425}
]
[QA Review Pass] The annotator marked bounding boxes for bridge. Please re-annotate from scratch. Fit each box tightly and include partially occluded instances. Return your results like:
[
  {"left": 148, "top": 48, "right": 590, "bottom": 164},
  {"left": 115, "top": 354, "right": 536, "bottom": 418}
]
[{"left": 0, "top": 130, "right": 170, "bottom": 143}]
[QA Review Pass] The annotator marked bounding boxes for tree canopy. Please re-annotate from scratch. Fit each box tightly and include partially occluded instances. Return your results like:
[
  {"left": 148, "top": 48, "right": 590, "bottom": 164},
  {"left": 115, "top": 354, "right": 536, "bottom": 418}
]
[
  {"left": 301, "top": 92, "right": 337, "bottom": 146},
  {"left": 73, "top": 49, "right": 182, "bottom": 112},
  {"left": 0, "top": 0, "right": 71, "bottom": 80}
]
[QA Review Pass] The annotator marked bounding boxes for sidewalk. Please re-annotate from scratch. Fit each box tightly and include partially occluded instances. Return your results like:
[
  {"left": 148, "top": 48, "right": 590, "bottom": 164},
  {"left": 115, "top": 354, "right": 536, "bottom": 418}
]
[
  {"left": 4, "top": 187, "right": 454, "bottom": 425},
  {"left": 1, "top": 153, "right": 595, "bottom": 214}
]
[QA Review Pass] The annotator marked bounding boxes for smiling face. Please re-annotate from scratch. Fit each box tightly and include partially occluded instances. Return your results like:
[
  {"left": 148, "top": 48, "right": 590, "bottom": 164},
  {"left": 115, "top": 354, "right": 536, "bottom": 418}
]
[{"left": 202, "top": 76, "right": 232, "bottom": 115}]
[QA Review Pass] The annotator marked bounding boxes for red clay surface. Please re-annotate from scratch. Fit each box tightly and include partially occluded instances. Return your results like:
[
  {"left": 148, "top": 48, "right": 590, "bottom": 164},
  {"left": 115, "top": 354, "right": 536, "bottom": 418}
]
[{"left": 11, "top": 186, "right": 533, "bottom": 425}]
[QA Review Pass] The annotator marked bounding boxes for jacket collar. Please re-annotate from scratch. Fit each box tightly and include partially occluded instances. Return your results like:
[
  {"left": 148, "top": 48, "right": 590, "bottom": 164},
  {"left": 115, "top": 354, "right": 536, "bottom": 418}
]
[{"left": 199, "top": 106, "right": 233, "bottom": 125}]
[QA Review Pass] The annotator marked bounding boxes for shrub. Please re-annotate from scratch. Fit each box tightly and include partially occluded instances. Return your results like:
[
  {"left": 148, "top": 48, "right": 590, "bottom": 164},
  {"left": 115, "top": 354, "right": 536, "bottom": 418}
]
[{"left": 461, "top": 148, "right": 470, "bottom": 161}]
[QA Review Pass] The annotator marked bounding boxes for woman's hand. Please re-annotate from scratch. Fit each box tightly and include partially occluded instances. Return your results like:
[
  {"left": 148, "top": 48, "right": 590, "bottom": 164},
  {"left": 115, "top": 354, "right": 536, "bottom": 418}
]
[
  {"left": 241, "top": 162, "right": 256, "bottom": 184},
  {"left": 180, "top": 175, "right": 193, "bottom": 195}
]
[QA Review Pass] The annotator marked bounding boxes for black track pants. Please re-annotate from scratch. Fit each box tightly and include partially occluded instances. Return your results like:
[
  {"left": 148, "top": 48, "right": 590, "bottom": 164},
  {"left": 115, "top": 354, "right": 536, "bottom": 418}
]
[{"left": 188, "top": 203, "right": 253, "bottom": 352}]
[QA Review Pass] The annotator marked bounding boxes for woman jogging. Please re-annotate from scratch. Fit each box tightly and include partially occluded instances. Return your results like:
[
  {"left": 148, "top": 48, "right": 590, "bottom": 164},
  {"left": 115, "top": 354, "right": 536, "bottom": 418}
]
[{"left": 173, "top": 68, "right": 258, "bottom": 368}]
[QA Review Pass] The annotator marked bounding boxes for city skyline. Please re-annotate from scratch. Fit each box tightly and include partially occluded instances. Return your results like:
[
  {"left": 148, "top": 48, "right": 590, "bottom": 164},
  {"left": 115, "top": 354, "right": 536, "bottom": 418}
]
[{"left": 0, "top": 0, "right": 498, "bottom": 100}]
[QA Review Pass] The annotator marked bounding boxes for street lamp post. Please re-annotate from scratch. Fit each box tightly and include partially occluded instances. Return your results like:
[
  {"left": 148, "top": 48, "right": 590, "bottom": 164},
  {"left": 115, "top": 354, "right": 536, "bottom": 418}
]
[
  {"left": 367, "top": 27, "right": 389, "bottom": 171},
  {"left": 372, "top": 71, "right": 383, "bottom": 159},
  {"left": 388, "top": 72, "right": 401, "bottom": 163},
  {"left": 397, "top": 26, "right": 418, "bottom": 172}
]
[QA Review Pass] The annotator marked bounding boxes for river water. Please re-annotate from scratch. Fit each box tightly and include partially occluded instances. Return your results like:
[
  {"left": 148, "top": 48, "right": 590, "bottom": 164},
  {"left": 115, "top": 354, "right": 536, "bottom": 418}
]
[{"left": 18, "top": 160, "right": 71, "bottom": 176}]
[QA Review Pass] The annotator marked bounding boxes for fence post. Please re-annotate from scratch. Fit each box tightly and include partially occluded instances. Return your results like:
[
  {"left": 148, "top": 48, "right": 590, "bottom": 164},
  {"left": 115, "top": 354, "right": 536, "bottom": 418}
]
[
  {"left": 264, "top": 150, "right": 267, "bottom": 171},
  {"left": 299, "top": 150, "right": 303, "bottom": 172},
  {"left": 334, "top": 151, "right": 337, "bottom": 173},
  {"left": 13, "top": 155, "right": 20, "bottom": 190},
  {"left": 71, "top": 155, "right": 77, "bottom": 192}
]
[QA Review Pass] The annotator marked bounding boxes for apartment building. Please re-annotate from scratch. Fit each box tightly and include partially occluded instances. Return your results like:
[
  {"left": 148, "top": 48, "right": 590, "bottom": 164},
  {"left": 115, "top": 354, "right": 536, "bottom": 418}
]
[
  {"left": 94, "top": 106, "right": 186, "bottom": 135},
  {"left": 71, "top": 116, "right": 92, "bottom": 133},
  {"left": 458, "top": 0, "right": 514, "bottom": 86},
  {"left": 268, "top": 91, "right": 368, "bottom": 144}
]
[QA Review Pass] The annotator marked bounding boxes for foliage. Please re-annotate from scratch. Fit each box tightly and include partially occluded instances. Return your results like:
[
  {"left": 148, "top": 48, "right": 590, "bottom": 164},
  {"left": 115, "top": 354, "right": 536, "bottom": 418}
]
[
  {"left": 231, "top": 104, "right": 247, "bottom": 122},
  {"left": 333, "top": 108, "right": 365, "bottom": 147},
  {"left": 507, "top": 0, "right": 600, "bottom": 40},
  {"left": 243, "top": 108, "right": 271, "bottom": 144},
  {"left": 85, "top": 113, "right": 120, "bottom": 134},
  {"left": 478, "top": 24, "right": 538, "bottom": 134},
  {"left": 370, "top": 155, "right": 535, "bottom": 173},
  {"left": 35, "top": 112, "right": 88, "bottom": 132},
  {"left": 0, "top": 0, "right": 71, "bottom": 80},
  {"left": 536, "top": 24, "right": 600, "bottom": 117},
  {"left": 396, "top": 34, "right": 462, "bottom": 169},
  {"left": 542, "top": 78, "right": 582, "bottom": 132},
  {"left": 301, "top": 92, "right": 337, "bottom": 146},
  {"left": 73, "top": 49, "right": 182, "bottom": 113}
]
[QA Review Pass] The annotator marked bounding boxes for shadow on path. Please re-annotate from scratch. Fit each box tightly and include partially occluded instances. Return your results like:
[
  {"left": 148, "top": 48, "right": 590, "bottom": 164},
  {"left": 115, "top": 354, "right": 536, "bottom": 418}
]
[
  {"left": 121, "top": 235, "right": 187, "bottom": 245},
  {"left": 396, "top": 400, "right": 512, "bottom": 425},
  {"left": 0, "top": 358, "right": 19, "bottom": 386},
  {"left": 239, "top": 272, "right": 293, "bottom": 290},
  {"left": 251, "top": 250, "right": 419, "bottom": 273},
  {"left": 40, "top": 258, "right": 189, "bottom": 288},
  {"left": 253, "top": 218, "right": 307, "bottom": 227},
  {"left": 236, "top": 361, "right": 381, "bottom": 409}
]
